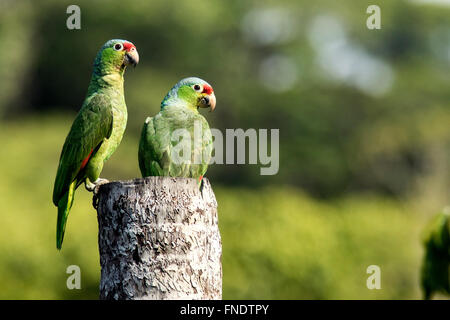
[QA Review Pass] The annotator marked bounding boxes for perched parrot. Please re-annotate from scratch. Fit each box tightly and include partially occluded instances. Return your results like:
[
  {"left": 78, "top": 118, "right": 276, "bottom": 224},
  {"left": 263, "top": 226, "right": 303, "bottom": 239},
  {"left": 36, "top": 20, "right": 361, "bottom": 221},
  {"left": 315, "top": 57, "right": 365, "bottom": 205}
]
[
  {"left": 138, "top": 77, "right": 216, "bottom": 182},
  {"left": 52, "top": 39, "right": 139, "bottom": 249},
  {"left": 421, "top": 209, "right": 450, "bottom": 299}
]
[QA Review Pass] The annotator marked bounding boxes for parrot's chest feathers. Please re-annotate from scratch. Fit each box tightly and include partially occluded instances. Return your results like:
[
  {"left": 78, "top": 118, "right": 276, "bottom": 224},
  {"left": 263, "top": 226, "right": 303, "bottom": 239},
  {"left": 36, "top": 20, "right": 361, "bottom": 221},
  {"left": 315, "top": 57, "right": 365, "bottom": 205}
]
[
  {"left": 101, "top": 73, "right": 123, "bottom": 87},
  {"left": 90, "top": 93, "right": 127, "bottom": 162},
  {"left": 163, "top": 105, "right": 203, "bottom": 127}
]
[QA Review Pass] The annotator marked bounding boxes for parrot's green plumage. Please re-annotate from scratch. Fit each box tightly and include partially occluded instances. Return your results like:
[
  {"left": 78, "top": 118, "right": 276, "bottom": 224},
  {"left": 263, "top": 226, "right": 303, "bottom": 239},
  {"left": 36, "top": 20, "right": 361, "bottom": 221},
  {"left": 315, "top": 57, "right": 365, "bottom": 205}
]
[
  {"left": 421, "top": 209, "right": 450, "bottom": 299},
  {"left": 53, "top": 39, "right": 139, "bottom": 249},
  {"left": 138, "top": 77, "right": 216, "bottom": 181}
]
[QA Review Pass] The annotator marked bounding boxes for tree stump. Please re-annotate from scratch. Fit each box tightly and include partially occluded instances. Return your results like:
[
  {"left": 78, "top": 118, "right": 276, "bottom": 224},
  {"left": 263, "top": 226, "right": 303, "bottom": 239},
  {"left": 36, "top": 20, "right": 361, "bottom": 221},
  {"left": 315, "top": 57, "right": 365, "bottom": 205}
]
[{"left": 95, "top": 176, "right": 222, "bottom": 300}]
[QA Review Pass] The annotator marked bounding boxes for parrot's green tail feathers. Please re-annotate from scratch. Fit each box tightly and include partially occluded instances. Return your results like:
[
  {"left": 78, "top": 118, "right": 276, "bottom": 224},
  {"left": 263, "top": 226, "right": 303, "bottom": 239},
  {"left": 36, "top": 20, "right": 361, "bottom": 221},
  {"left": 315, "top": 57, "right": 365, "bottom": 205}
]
[{"left": 56, "top": 181, "right": 76, "bottom": 250}]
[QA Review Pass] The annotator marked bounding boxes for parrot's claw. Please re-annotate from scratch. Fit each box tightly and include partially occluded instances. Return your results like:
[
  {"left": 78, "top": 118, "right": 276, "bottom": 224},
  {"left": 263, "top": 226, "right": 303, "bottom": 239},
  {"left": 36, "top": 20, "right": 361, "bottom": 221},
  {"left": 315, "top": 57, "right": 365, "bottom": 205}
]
[
  {"left": 86, "top": 178, "right": 110, "bottom": 209},
  {"left": 85, "top": 181, "right": 96, "bottom": 192},
  {"left": 95, "top": 178, "right": 110, "bottom": 186},
  {"left": 85, "top": 178, "right": 109, "bottom": 192},
  {"left": 93, "top": 179, "right": 109, "bottom": 195}
]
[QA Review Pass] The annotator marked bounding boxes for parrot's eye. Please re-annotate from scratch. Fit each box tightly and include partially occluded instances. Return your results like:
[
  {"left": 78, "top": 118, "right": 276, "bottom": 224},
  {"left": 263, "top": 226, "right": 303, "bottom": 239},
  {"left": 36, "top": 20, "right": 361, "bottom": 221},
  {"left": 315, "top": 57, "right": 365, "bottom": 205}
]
[
  {"left": 193, "top": 84, "right": 202, "bottom": 92},
  {"left": 114, "top": 43, "right": 123, "bottom": 51}
]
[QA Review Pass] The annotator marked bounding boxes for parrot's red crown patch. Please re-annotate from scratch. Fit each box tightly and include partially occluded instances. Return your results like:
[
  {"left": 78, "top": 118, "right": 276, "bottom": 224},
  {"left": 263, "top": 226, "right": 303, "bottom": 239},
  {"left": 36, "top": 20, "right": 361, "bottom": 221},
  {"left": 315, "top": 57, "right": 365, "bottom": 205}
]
[
  {"left": 123, "top": 42, "right": 135, "bottom": 52},
  {"left": 202, "top": 84, "right": 213, "bottom": 95}
]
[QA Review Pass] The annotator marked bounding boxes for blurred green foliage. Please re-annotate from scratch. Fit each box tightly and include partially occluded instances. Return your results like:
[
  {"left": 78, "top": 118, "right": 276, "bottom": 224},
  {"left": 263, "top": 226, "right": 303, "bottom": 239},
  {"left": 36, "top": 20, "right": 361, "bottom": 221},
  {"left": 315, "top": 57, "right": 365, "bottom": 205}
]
[{"left": 0, "top": 0, "right": 449, "bottom": 299}]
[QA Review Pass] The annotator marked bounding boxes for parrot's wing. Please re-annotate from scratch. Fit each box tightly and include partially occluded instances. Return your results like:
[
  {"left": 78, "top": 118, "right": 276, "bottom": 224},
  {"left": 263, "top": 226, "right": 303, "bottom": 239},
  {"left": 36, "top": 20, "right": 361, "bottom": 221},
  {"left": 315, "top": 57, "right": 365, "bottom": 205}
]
[
  {"left": 53, "top": 93, "right": 114, "bottom": 205},
  {"left": 190, "top": 115, "right": 213, "bottom": 178},
  {"left": 139, "top": 113, "right": 213, "bottom": 179},
  {"left": 139, "top": 114, "right": 171, "bottom": 177},
  {"left": 138, "top": 117, "right": 154, "bottom": 176}
]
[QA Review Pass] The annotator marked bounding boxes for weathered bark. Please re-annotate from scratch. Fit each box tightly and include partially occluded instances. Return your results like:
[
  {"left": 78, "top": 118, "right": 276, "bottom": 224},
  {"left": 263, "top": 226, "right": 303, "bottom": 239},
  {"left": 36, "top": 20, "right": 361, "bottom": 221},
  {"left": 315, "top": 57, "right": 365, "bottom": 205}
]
[{"left": 95, "top": 176, "right": 222, "bottom": 300}]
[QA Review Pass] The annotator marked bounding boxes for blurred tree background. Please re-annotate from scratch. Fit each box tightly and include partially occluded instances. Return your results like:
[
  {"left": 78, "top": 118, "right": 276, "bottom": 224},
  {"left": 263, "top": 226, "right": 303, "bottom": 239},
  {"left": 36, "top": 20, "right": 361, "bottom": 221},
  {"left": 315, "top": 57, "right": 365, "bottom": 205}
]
[{"left": 0, "top": 0, "right": 449, "bottom": 299}]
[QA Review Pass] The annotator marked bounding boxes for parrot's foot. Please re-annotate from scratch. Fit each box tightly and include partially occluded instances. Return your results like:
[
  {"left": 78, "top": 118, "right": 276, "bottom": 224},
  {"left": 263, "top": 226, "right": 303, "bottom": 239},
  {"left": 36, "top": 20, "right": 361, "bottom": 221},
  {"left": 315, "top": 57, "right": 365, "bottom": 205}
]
[
  {"left": 85, "top": 181, "right": 96, "bottom": 192},
  {"left": 85, "top": 178, "right": 110, "bottom": 192},
  {"left": 86, "top": 178, "right": 110, "bottom": 209}
]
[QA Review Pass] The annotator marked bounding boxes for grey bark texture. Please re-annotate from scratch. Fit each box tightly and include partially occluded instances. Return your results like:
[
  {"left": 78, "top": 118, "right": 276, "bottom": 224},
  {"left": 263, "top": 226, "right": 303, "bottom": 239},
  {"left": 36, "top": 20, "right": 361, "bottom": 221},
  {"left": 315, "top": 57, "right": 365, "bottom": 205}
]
[{"left": 95, "top": 176, "right": 222, "bottom": 300}]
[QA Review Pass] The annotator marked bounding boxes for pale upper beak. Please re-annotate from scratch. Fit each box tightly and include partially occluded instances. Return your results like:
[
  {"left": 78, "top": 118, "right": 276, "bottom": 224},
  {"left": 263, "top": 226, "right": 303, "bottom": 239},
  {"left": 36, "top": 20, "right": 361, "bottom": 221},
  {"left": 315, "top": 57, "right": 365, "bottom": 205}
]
[
  {"left": 124, "top": 47, "right": 139, "bottom": 67},
  {"left": 208, "top": 92, "right": 216, "bottom": 112},
  {"left": 200, "top": 92, "right": 216, "bottom": 112}
]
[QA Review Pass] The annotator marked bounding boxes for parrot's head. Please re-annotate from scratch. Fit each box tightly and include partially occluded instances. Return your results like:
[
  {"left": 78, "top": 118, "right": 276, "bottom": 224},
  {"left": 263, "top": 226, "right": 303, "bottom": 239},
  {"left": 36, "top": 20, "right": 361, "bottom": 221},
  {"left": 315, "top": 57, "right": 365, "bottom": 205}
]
[
  {"left": 163, "top": 77, "right": 216, "bottom": 112},
  {"left": 94, "top": 39, "right": 139, "bottom": 75}
]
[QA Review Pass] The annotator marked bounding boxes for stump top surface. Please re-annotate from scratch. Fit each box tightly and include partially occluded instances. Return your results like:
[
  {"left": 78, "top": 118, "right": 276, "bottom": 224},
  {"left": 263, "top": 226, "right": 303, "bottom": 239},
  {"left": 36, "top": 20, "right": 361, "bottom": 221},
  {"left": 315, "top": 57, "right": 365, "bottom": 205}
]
[
  {"left": 99, "top": 176, "right": 211, "bottom": 192},
  {"left": 97, "top": 176, "right": 216, "bottom": 209}
]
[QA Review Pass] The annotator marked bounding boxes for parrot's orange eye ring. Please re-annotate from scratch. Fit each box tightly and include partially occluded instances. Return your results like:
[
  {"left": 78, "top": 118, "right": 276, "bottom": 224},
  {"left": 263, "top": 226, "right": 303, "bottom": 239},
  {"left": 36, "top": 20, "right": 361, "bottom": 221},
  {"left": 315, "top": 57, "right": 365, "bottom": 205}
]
[
  {"left": 114, "top": 43, "right": 123, "bottom": 51},
  {"left": 193, "top": 84, "right": 202, "bottom": 92}
]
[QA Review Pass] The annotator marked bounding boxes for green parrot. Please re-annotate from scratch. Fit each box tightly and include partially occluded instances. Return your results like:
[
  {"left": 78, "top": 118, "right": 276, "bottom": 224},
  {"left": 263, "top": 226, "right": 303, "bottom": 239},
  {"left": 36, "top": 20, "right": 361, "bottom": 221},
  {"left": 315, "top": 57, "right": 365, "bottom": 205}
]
[
  {"left": 52, "top": 39, "right": 139, "bottom": 249},
  {"left": 421, "top": 209, "right": 450, "bottom": 299},
  {"left": 138, "top": 77, "right": 216, "bottom": 182}
]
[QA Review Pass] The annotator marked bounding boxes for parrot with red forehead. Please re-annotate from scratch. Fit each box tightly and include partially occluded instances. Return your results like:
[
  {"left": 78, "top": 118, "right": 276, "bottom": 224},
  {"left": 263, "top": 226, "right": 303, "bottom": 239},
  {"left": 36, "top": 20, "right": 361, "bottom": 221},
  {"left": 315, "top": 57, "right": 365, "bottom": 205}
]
[
  {"left": 138, "top": 77, "right": 216, "bottom": 182},
  {"left": 53, "top": 39, "right": 139, "bottom": 249}
]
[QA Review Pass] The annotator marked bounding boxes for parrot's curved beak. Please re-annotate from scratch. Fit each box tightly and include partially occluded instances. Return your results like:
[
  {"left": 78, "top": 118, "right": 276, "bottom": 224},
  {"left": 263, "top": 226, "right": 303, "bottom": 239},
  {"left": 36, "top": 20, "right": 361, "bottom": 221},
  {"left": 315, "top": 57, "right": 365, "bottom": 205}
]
[
  {"left": 124, "top": 48, "right": 139, "bottom": 67},
  {"left": 199, "top": 92, "right": 216, "bottom": 112}
]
